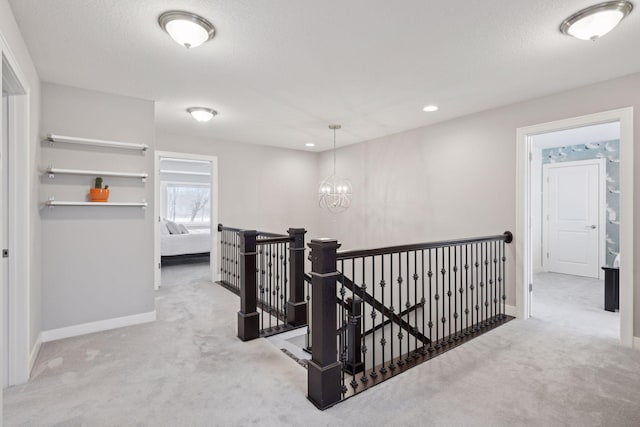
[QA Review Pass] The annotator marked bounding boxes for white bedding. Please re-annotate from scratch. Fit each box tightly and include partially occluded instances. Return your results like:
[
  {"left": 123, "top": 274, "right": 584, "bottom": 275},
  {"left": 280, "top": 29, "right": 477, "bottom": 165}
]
[{"left": 161, "top": 229, "right": 211, "bottom": 256}]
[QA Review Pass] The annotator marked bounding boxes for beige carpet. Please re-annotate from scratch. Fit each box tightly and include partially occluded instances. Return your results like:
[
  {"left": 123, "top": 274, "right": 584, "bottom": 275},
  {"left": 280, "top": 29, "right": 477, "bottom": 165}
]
[{"left": 3, "top": 265, "right": 640, "bottom": 426}]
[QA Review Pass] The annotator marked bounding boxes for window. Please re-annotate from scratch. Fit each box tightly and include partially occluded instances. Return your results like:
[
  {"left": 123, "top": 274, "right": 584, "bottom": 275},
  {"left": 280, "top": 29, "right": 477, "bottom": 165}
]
[{"left": 161, "top": 182, "right": 211, "bottom": 225}]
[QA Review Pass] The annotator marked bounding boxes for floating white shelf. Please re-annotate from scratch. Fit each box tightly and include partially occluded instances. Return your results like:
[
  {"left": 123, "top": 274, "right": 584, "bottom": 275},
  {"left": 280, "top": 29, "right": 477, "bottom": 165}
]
[
  {"left": 45, "top": 167, "right": 148, "bottom": 181},
  {"left": 45, "top": 199, "right": 148, "bottom": 208},
  {"left": 46, "top": 133, "right": 148, "bottom": 152}
]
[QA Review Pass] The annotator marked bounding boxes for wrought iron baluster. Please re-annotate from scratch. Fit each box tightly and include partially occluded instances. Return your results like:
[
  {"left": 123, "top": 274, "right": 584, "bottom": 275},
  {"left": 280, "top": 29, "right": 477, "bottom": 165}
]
[
  {"left": 380, "top": 256, "right": 387, "bottom": 375},
  {"left": 491, "top": 240, "right": 497, "bottom": 324},
  {"left": 427, "top": 249, "right": 434, "bottom": 352},
  {"left": 483, "top": 242, "right": 489, "bottom": 327},
  {"left": 502, "top": 240, "right": 506, "bottom": 319},
  {"left": 447, "top": 246, "right": 453, "bottom": 343},
  {"left": 434, "top": 248, "right": 440, "bottom": 349},
  {"left": 464, "top": 244, "right": 470, "bottom": 335},
  {"left": 361, "top": 257, "right": 368, "bottom": 384},
  {"left": 389, "top": 254, "right": 395, "bottom": 371},
  {"left": 413, "top": 250, "right": 419, "bottom": 358},
  {"left": 396, "top": 252, "right": 404, "bottom": 367},
  {"left": 350, "top": 260, "right": 358, "bottom": 390},
  {"left": 440, "top": 248, "right": 448, "bottom": 346},
  {"left": 474, "top": 243, "right": 479, "bottom": 332},
  {"left": 420, "top": 250, "right": 427, "bottom": 355},
  {"left": 370, "top": 255, "right": 377, "bottom": 379},
  {"left": 453, "top": 245, "right": 459, "bottom": 340},
  {"left": 339, "top": 260, "right": 347, "bottom": 395}
]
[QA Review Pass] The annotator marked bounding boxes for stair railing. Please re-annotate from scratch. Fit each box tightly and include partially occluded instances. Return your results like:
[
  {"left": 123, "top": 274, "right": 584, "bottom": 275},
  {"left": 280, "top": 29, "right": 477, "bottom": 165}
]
[
  {"left": 307, "top": 231, "right": 514, "bottom": 409},
  {"left": 218, "top": 224, "right": 307, "bottom": 340}
]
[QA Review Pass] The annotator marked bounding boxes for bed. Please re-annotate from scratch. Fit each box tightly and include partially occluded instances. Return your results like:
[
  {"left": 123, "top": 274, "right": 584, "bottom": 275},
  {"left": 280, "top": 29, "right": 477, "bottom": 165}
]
[{"left": 160, "top": 220, "right": 211, "bottom": 262}]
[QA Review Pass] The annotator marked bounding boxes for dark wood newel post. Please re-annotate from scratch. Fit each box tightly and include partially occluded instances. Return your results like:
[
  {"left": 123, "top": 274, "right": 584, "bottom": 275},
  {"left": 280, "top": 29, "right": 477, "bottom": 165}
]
[
  {"left": 307, "top": 238, "right": 342, "bottom": 410},
  {"left": 287, "top": 228, "right": 307, "bottom": 326},
  {"left": 238, "top": 230, "right": 259, "bottom": 341}
]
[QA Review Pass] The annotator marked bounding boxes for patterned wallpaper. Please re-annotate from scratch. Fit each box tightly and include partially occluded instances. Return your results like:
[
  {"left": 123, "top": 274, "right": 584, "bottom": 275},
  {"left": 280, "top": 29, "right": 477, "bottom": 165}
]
[{"left": 542, "top": 139, "right": 620, "bottom": 266}]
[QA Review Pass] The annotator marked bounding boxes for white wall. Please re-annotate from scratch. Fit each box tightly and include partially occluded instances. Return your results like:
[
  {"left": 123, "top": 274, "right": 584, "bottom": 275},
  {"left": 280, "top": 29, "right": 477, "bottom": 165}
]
[
  {"left": 318, "top": 71, "right": 640, "bottom": 336},
  {"left": 156, "top": 132, "right": 320, "bottom": 240},
  {"left": 0, "top": 0, "right": 41, "bottom": 391},
  {"left": 40, "top": 83, "right": 155, "bottom": 332}
]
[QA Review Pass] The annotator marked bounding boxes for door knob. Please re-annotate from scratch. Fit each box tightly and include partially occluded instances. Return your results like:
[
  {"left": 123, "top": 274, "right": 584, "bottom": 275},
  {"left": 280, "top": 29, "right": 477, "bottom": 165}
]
[{"left": 587, "top": 225, "right": 597, "bottom": 229}]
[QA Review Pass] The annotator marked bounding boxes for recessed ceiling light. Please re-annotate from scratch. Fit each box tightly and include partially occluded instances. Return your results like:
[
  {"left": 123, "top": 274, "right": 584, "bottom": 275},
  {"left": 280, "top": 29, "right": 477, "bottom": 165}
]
[
  {"left": 423, "top": 105, "right": 439, "bottom": 112},
  {"left": 187, "top": 107, "right": 217, "bottom": 122},
  {"left": 305, "top": 142, "right": 315, "bottom": 147},
  {"left": 560, "top": 1, "right": 633, "bottom": 41},
  {"left": 158, "top": 11, "right": 216, "bottom": 48}
]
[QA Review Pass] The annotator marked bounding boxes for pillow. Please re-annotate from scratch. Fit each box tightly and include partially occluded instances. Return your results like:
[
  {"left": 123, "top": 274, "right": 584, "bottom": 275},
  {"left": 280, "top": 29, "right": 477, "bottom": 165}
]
[
  {"left": 159, "top": 219, "right": 170, "bottom": 236},
  {"left": 165, "top": 220, "right": 181, "bottom": 235},
  {"left": 178, "top": 224, "right": 190, "bottom": 234}
]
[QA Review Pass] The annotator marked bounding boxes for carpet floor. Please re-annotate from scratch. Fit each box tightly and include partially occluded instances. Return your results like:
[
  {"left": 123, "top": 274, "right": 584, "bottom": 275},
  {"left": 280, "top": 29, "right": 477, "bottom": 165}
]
[{"left": 3, "top": 265, "right": 640, "bottom": 426}]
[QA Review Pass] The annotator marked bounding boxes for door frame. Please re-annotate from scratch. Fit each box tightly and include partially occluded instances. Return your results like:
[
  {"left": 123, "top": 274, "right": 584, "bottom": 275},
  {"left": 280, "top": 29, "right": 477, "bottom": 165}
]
[
  {"left": 542, "top": 159, "right": 606, "bottom": 280},
  {"left": 516, "top": 107, "right": 634, "bottom": 347},
  {"left": 153, "top": 151, "right": 219, "bottom": 290},
  {"left": 1, "top": 33, "right": 34, "bottom": 386}
]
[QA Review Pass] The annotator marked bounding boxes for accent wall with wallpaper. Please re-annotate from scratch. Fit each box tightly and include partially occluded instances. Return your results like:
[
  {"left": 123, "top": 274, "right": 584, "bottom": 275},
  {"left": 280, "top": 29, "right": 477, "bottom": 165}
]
[{"left": 542, "top": 139, "right": 620, "bottom": 266}]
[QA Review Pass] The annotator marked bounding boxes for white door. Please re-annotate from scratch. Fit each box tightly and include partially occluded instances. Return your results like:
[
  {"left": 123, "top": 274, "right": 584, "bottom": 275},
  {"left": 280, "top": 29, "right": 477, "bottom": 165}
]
[{"left": 543, "top": 160, "right": 604, "bottom": 278}]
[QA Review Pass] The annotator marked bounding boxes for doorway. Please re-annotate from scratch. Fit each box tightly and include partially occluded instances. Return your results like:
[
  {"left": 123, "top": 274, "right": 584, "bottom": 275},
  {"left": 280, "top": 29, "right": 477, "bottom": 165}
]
[
  {"left": 153, "top": 151, "right": 218, "bottom": 290},
  {"left": 2, "top": 52, "right": 29, "bottom": 388},
  {"left": 516, "top": 108, "right": 634, "bottom": 347}
]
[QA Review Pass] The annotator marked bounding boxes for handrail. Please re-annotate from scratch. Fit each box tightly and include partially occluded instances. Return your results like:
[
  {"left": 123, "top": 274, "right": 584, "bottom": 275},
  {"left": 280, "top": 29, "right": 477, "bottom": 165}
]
[
  {"left": 256, "top": 236, "right": 294, "bottom": 245},
  {"left": 336, "top": 231, "right": 513, "bottom": 260},
  {"left": 217, "top": 223, "right": 287, "bottom": 238}
]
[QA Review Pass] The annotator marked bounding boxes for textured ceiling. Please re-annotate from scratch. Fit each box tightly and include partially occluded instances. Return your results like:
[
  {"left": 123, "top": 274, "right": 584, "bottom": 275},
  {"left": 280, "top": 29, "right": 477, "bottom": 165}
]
[{"left": 9, "top": 0, "right": 640, "bottom": 151}]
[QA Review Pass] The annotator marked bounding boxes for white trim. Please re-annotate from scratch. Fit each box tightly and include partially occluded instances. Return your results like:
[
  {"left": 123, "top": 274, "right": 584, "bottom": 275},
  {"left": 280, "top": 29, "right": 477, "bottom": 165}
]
[
  {"left": 154, "top": 151, "right": 219, "bottom": 290},
  {"left": 505, "top": 304, "right": 517, "bottom": 317},
  {"left": 633, "top": 336, "right": 640, "bottom": 350},
  {"left": 28, "top": 333, "right": 41, "bottom": 373},
  {"left": 1, "top": 31, "right": 34, "bottom": 386},
  {"left": 541, "top": 159, "right": 606, "bottom": 279},
  {"left": 40, "top": 311, "right": 156, "bottom": 343},
  {"left": 516, "top": 107, "right": 634, "bottom": 347}
]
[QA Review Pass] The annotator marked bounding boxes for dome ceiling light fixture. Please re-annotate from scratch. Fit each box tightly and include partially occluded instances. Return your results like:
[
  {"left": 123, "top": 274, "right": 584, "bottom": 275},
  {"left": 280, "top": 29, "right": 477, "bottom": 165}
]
[
  {"left": 318, "top": 124, "right": 352, "bottom": 213},
  {"left": 423, "top": 105, "right": 439, "bottom": 112},
  {"left": 187, "top": 107, "right": 217, "bottom": 122},
  {"left": 560, "top": 1, "right": 633, "bottom": 41},
  {"left": 158, "top": 11, "right": 216, "bottom": 48}
]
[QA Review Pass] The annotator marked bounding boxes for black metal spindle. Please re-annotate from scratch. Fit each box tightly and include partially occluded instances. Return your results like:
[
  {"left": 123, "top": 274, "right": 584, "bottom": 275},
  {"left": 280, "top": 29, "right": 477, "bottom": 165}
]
[
  {"left": 413, "top": 251, "right": 418, "bottom": 358},
  {"left": 389, "top": 254, "right": 395, "bottom": 371},
  {"left": 370, "top": 256, "right": 377, "bottom": 379},
  {"left": 435, "top": 248, "right": 440, "bottom": 349},
  {"left": 340, "top": 259, "right": 347, "bottom": 395},
  {"left": 453, "top": 245, "right": 459, "bottom": 340},
  {"left": 380, "top": 256, "right": 387, "bottom": 375},
  {"left": 500, "top": 242, "right": 507, "bottom": 319},
  {"left": 397, "top": 252, "right": 404, "bottom": 367},
  {"left": 447, "top": 246, "right": 455, "bottom": 344}
]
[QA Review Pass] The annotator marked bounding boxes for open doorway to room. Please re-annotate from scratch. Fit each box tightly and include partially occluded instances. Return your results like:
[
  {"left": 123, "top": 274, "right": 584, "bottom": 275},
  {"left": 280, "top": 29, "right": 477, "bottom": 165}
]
[
  {"left": 2, "top": 53, "right": 29, "bottom": 388},
  {"left": 153, "top": 152, "right": 218, "bottom": 290},
  {"left": 530, "top": 122, "right": 619, "bottom": 339},
  {"left": 516, "top": 108, "right": 634, "bottom": 347}
]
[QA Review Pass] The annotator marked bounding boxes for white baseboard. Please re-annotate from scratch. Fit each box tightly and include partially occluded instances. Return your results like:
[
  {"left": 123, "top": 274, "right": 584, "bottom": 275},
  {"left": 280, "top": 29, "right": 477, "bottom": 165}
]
[
  {"left": 29, "top": 333, "right": 42, "bottom": 375},
  {"left": 41, "top": 310, "right": 156, "bottom": 343},
  {"left": 633, "top": 336, "right": 640, "bottom": 351},
  {"left": 505, "top": 304, "right": 517, "bottom": 317}
]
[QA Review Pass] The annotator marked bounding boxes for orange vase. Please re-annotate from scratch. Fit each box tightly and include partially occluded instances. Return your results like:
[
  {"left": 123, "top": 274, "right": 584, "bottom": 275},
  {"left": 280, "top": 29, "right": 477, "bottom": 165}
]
[{"left": 89, "top": 188, "right": 110, "bottom": 202}]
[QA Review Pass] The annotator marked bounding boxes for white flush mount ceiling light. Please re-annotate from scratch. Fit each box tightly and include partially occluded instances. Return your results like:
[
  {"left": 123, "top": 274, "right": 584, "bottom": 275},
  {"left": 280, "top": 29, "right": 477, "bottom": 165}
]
[
  {"left": 187, "top": 107, "right": 217, "bottom": 122},
  {"left": 158, "top": 11, "right": 216, "bottom": 48},
  {"left": 318, "top": 125, "right": 352, "bottom": 213},
  {"left": 560, "top": 1, "right": 633, "bottom": 41},
  {"left": 305, "top": 142, "right": 315, "bottom": 147},
  {"left": 423, "top": 105, "right": 439, "bottom": 112}
]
